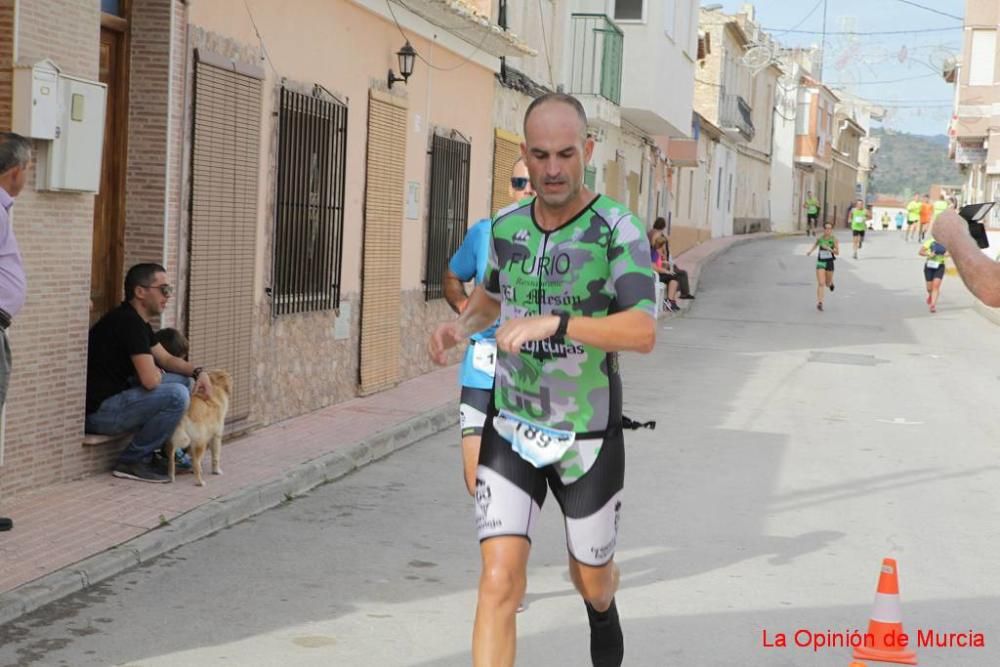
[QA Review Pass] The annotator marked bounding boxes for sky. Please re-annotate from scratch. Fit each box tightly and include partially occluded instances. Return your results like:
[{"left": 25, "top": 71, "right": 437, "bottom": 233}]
[{"left": 715, "top": 0, "right": 966, "bottom": 136}]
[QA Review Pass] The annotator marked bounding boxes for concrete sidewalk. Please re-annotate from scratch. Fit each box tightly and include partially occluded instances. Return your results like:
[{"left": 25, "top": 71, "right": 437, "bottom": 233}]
[
  {"left": 0, "top": 368, "right": 459, "bottom": 626},
  {"left": 0, "top": 231, "right": 771, "bottom": 627}
]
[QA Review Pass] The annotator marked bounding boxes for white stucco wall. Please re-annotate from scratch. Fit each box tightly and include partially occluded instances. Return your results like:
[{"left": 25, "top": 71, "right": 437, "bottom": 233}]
[
  {"left": 771, "top": 83, "right": 798, "bottom": 233},
  {"left": 711, "top": 139, "right": 737, "bottom": 238}
]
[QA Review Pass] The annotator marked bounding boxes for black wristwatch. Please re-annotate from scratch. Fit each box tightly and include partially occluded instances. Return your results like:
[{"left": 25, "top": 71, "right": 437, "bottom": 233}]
[
  {"left": 553, "top": 311, "right": 571, "bottom": 338},
  {"left": 192, "top": 366, "right": 204, "bottom": 380}
]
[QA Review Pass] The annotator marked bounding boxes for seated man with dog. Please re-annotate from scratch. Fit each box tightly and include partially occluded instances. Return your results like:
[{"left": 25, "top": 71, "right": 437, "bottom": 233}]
[{"left": 86, "top": 263, "right": 212, "bottom": 483}]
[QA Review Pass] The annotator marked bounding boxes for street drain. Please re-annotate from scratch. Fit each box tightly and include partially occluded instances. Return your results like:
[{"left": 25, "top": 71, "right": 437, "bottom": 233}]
[{"left": 808, "top": 351, "right": 885, "bottom": 366}]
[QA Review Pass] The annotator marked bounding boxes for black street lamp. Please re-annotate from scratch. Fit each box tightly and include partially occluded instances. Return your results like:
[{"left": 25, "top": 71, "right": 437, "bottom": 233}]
[{"left": 388, "top": 41, "right": 417, "bottom": 89}]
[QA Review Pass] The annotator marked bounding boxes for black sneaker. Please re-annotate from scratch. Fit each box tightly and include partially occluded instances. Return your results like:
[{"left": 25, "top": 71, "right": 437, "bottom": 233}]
[
  {"left": 152, "top": 449, "right": 193, "bottom": 473},
  {"left": 829, "top": 283, "right": 835, "bottom": 292},
  {"left": 0, "top": 517, "right": 11, "bottom": 531},
  {"left": 112, "top": 461, "right": 170, "bottom": 483},
  {"left": 679, "top": 294, "right": 695, "bottom": 300},
  {"left": 586, "top": 599, "right": 624, "bottom": 667}
]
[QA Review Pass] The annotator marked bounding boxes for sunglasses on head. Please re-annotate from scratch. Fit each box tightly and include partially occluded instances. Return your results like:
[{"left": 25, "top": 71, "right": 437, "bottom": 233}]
[
  {"left": 142, "top": 283, "right": 174, "bottom": 297},
  {"left": 510, "top": 177, "right": 529, "bottom": 190}
]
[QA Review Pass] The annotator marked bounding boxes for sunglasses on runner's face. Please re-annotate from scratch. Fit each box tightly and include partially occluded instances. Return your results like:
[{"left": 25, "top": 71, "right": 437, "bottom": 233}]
[
  {"left": 142, "top": 284, "right": 174, "bottom": 297},
  {"left": 510, "top": 177, "right": 530, "bottom": 190}
]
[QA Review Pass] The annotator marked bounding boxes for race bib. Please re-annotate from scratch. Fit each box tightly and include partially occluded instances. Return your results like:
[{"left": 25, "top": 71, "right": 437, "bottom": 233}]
[
  {"left": 818, "top": 249, "right": 833, "bottom": 260},
  {"left": 925, "top": 260, "right": 941, "bottom": 270},
  {"left": 492, "top": 409, "right": 576, "bottom": 468},
  {"left": 472, "top": 340, "right": 497, "bottom": 376}
]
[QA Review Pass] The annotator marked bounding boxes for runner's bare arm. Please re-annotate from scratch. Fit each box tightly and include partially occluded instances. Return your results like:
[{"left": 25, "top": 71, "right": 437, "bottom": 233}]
[
  {"left": 495, "top": 309, "right": 654, "bottom": 356},
  {"left": 442, "top": 269, "right": 469, "bottom": 315},
  {"left": 806, "top": 240, "right": 818, "bottom": 255},
  {"left": 933, "top": 212, "right": 1000, "bottom": 306},
  {"left": 428, "top": 285, "right": 500, "bottom": 365},
  {"left": 455, "top": 284, "right": 501, "bottom": 338},
  {"left": 565, "top": 309, "right": 655, "bottom": 353}
]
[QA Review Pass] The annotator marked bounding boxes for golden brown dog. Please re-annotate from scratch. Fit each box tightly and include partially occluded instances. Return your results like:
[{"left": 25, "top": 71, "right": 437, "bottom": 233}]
[{"left": 166, "top": 370, "right": 232, "bottom": 486}]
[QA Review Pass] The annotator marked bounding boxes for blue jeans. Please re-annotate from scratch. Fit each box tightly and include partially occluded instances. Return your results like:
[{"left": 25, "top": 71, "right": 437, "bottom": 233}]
[{"left": 86, "top": 373, "right": 192, "bottom": 464}]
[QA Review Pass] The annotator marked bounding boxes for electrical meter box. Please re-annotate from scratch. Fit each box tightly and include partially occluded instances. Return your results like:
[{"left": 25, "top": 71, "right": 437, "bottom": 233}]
[
  {"left": 37, "top": 74, "right": 108, "bottom": 192},
  {"left": 11, "top": 60, "right": 60, "bottom": 140}
]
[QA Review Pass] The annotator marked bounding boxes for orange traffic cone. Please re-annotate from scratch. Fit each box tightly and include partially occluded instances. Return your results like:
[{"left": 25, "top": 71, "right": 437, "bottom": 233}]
[{"left": 853, "top": 558, "right": 918, "bottom": 665}]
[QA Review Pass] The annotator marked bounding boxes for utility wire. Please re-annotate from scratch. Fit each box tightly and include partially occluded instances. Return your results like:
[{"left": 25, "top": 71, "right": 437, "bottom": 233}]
[
  {"left": 385, "top": 0, "right": 491, "bottom": 72},
  {"left": 536, "top": 0, "right": 555, "bottom": 86},
  {"left": 892, "top": 0, "right": 963, "bottom": 21},
  {"left": 765, "top": 26, "right": 961, "bottom": 35},
  {"left": 826, "top": 73, "right": 939, "bottom": 86},
  {"left": 242, "top": 0, "right": 279, "bottom": 78},
  {"left": 771, "top": 0, "right": 824, "bottom": 35}
]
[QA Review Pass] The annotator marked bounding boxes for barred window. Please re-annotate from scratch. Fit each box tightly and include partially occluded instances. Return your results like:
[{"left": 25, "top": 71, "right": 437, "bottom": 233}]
[
  {"left": 424, "top": 133, "right": 471, "bottom": 300},
  {"left": 272, "top": 87, "right": 347, "bottom": 316}
]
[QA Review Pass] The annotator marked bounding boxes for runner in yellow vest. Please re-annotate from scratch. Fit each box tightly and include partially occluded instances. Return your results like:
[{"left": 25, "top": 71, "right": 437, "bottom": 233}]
[
  {"left": 905, "top": 194, "right": 921, "bottom": 242},
  {"left": 931, "top": 195, "right": 948, "bottom": 228},
  {"left": 919, "top": 237, "right": 948, "bottom": 313},
  {"left": 803, "top": 191, "right": 820, "bottom": 236},
  {"left": 847, "top": 199, "right": 869, "bottom": 259}
]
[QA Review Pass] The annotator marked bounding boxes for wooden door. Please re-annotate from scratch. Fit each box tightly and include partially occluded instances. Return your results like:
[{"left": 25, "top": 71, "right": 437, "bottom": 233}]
[{"left": 91, "top": 20, "right": 130, "bottom": 324}]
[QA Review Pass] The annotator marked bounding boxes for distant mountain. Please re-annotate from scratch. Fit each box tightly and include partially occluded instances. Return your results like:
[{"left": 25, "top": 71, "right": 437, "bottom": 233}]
[{"left": 869, "top": 128, "right": 962, "bottom": 198}]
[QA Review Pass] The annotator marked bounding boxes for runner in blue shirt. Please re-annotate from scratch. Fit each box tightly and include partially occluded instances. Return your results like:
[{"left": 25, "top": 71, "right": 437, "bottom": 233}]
[{"left": 443, "top": 157, "right": 533, "bottom": 495}]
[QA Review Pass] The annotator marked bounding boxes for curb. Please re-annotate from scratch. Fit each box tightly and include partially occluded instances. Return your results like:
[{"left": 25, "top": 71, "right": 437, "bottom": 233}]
[
  {"left": 0, "top": 402, "right": 458, "bottom": 627},
  {"left": 685, "top": 233, "right": 774, "bottom": 296}
]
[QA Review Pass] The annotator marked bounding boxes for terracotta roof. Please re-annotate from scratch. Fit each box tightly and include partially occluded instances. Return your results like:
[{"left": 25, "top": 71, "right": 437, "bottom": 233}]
[{"left": 871, "top": 196, "right": 906, "bottom": 208}]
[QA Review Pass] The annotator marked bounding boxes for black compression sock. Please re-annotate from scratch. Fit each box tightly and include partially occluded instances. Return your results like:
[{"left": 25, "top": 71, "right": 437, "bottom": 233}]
[{"left": 585, "top": 599, "right": 624, "bottom": 667}]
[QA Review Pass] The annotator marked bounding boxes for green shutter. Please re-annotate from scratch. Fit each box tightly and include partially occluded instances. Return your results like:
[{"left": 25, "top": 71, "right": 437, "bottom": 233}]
[{"left": 599, "top": 25, "right": 623, "bottom": 104}]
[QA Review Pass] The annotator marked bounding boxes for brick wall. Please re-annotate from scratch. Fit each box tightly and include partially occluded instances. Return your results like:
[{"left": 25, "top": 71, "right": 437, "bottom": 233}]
[
  {"left": 0, "top": 0, "right": 101, "bottom": 499},
  {"left": 0, "top": 1, "right": 12, "bottom": 131},
  {"left": 165, "top": 0, "right": 187, "bottom": 328},
  {"left": 0, "top": 1, "right": 186, "bottom": 502},
  {"left": 693, "top": 19, "right": 723, "bottom": 125},
  {"left": 124, "top": 0, "right": 175, "bottom": 314}
]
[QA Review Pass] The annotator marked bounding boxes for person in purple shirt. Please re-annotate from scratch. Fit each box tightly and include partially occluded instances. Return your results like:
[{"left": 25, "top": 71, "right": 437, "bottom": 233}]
[{"left": 0, "top": 132, "right": 32, "bottom": 532}]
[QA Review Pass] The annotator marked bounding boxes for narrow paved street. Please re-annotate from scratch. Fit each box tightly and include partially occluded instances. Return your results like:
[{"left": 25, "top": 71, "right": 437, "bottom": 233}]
[{"left": 1, "top": 231, "right": 998, "bottom": 666}]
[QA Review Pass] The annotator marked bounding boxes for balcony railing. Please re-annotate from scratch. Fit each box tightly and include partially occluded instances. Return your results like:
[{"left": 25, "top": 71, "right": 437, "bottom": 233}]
[
  {"left": 568, "top": 14, "right": 623, "bottom": 105},
  {"left": 720, "top": 92, "right": 755, "bottom": 141}
]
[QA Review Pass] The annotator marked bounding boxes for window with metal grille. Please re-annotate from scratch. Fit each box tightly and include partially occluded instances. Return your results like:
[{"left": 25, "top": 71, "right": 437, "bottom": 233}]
[
  {"left": 272, "top": 87, "right": 347, "bottom": 316},
  {"left": 424, "top": 133, "right": 471, "bottom": 300}
]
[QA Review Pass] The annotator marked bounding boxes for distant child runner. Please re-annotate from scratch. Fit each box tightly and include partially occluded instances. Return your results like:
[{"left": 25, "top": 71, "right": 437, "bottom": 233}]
[
  {"left": 806, "top": 222, "right": 839, "bottom": 311},
  {"left": 919, "top": 237, "right": 948, "bottom": 314},
  {"left": 152, "top": 327, "right": 193, "bottom": 469},
  {"left": 155, "top": 328, "right": 189, "bottom": 360},
  {"left": 895, "top": 210, "right": 905, "bottom": 231}
]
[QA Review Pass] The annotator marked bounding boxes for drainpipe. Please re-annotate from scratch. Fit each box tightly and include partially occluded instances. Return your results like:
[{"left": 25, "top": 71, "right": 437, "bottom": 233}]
[
  {"left": 498, "top": 0, "right": 507, "bottom": 82},
  {"left": 822, "top": 168, "right": 829, "bottom": 227},
  {"left": 12, "top": 0, "right": 19, "bottom": 63},
  {"left": 163, "top": 1, "right": 176, "bottom": 325}
]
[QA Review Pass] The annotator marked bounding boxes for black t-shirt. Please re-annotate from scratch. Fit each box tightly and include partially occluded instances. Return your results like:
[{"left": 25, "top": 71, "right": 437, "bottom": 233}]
[{"left": 86, "top": 301, "right": 157, "bottom": 414}]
